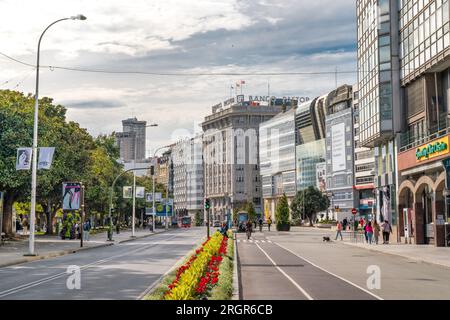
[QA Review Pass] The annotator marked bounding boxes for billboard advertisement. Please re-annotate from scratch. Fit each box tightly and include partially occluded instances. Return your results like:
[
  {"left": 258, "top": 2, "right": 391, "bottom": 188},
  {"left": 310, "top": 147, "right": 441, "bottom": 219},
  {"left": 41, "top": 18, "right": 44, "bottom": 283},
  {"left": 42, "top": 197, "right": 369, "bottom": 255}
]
[
  {"left": 331, "top": 123, "right": 346, "bottom": 172},
  {"left": 316, "top": 162, "right": 326, "bottom": 192},
  {"left": 62, "top": 183, "right": 82, "bottom": 211}
]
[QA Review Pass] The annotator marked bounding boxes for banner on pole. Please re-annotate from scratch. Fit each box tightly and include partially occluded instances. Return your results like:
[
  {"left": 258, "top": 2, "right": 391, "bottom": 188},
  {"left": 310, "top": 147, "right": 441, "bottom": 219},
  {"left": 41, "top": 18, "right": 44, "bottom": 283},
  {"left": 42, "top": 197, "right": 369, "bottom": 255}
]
[
  {"left": 146, "top": 193, "right": 153, "bottom": 203},
  {"left": 155, "top": 192, "right": 162, "bottom": 202},
  {"left": 16, "top": 148, "right": 32, "bottom": 170},
  {"left": 123, "top": 186, "right": 132, "bottom": 199},
  {"left": 38, "top": 147, "right": 55, "bottom": 170},
  {"left": 62, "top": 182, "right": 82, "bottom": 210},
  {"left": 136, "top": 187, "right": 145, "bottom": 199}
]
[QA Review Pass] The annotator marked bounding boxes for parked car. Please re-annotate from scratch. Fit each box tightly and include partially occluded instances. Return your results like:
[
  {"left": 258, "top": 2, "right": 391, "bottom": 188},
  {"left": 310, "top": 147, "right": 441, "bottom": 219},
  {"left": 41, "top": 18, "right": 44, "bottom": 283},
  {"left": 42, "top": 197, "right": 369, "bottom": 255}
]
[{"left": 213, "top": 220, "right": 221, "bottom": 227}]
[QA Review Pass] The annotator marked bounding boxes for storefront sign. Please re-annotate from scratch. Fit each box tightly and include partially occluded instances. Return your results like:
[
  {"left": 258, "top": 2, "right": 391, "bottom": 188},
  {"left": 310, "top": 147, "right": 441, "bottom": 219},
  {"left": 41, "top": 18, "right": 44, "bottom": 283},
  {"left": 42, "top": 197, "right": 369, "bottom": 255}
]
[{"left": 416, "top": 136, "right": 449, "bottom": 161}]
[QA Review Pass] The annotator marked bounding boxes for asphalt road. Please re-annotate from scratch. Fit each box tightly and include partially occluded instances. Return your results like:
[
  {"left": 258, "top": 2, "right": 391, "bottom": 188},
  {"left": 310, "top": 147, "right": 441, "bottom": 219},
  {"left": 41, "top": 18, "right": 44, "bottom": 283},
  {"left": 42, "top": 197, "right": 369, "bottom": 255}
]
[
  {"left": 0, "top": 227, "right": 205, "bottom": 300},
  {"left": 237, "top": 228, "right": 450, "bottom": 300}
]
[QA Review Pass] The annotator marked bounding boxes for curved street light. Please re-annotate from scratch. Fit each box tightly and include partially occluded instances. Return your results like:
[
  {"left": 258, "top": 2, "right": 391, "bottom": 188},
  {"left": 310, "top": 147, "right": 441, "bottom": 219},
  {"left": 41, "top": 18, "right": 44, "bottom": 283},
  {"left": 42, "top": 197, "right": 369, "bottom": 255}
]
[{"left": 27, "top": 15, "right": 87, "bottom": 256}]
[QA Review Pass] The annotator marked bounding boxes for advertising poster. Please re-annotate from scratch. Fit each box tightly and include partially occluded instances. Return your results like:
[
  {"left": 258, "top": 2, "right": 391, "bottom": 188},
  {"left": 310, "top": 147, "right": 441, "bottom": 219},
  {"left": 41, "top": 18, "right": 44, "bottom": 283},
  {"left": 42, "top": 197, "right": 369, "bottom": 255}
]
[
  {"left": 16, "top": 148, "right": 32, "bottom": 170},
  {"left": 331, "top": 123, "right": 346, "bottom": 172},
  {"left": 38, "top": 147, "right": 55, "bottom": 170},
  {"left": 136, "top": 187, "right": 145, "bottom": 199},
  {"left": 123, "top": 186, "right": 132, "bottom": 199},
  {"left": 316, "top": 162, "right": 327, "bottom": 192},
  {"left": 62, "top": 182, "right": 81, "bottom": 210}
]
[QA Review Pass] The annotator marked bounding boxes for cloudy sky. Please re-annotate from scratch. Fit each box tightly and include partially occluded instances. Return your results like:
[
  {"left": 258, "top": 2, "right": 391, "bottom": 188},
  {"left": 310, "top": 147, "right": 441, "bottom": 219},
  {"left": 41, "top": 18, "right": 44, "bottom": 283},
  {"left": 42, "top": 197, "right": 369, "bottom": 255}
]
[{"left": 0, "top": 0, "right": 357, "bottom": 157}]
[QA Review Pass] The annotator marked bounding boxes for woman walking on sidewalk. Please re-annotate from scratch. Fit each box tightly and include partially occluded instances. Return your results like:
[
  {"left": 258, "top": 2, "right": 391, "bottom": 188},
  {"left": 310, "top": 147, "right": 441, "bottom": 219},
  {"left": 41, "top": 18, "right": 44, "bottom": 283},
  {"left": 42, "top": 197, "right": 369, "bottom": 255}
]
[
  {"left": 335, "top": 221, "right": 343, "bottom": 241},
  {"left": 373, "top": 220, "right": 381, "bottom": 244},
  {"left": 365, "top": 221, "right": 374, "bottom": 244}
]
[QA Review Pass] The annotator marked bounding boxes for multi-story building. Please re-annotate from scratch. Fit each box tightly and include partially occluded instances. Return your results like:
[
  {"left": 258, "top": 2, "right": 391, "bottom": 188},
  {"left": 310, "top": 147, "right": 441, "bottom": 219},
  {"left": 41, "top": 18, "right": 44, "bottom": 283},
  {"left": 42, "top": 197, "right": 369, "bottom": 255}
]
[
  {"left": 115, "top": 117, "right": 147, "bottom": 162},
  {"left": 357, "top": 0, "right": 402, "bottom": 240},
  {"left": 358, "top": 0, "right": 450, "bottom": 246},
  {"left": 296, "top": 97, "right": 327, "bottom": 192},
  {"left": 325, "top": 85, "right": 356, "bottom": 222},
  {"left": 202, "top": 95, "right": 285, "bottom": 222},
  {"left": 352, "top": 84, "right": 376, "bottom": 219},
  {"left": 172, "top": 136, "right": 204, "bottom": 220},
  {"left": 259, "top": 107, "right": 297, "bottom": 221},
  {"left": 155, "top": 149, "right": 172, "bottom": 194},
  {"left": 395, "top": 0, "right": 450, "bottom": 246}
]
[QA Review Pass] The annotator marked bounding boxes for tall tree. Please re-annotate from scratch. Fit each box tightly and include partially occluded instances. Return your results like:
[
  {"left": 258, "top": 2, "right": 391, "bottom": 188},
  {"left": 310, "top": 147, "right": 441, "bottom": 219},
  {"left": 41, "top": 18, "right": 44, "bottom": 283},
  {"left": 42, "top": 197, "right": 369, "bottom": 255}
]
[
  {"left": 245, "top": 201, "right": 256, "bottom": 223},
  {"left": 291, "top": 186, "right": 330, "bottom": 226},
  {"left": 275, "top": 193, "right": 290, "bottom": 230}
]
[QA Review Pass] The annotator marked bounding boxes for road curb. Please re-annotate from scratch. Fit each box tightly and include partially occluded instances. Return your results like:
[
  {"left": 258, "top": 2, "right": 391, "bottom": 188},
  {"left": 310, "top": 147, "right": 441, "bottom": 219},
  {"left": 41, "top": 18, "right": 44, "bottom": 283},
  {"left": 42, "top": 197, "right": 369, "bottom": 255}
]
[
  {"left": 232, "top": 230, "right": 240, "bottom": 300},
  {"left": 117, "top": 230, "right": 165, "bottom": 244},
  {"left": 341, "top": 241, "right": 450, "bottom": 271}
]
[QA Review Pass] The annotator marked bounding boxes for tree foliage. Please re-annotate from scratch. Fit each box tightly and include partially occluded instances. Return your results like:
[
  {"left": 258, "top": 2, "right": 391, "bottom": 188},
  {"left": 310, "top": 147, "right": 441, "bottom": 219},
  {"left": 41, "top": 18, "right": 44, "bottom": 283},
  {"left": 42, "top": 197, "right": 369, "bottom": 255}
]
[
  {"left": 275, "top": 193, "right": 290, "bottom": 227},
  {"left": 291, "top": 186, "right": 330, "bottom": 226}
]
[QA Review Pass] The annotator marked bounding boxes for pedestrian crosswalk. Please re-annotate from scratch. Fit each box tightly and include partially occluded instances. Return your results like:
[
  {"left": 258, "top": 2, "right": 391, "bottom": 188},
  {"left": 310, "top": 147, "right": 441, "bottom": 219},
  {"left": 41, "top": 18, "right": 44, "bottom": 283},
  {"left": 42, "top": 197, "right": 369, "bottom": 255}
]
[{"left": 237, "top": 239, "right": 273, "bottom": 244}]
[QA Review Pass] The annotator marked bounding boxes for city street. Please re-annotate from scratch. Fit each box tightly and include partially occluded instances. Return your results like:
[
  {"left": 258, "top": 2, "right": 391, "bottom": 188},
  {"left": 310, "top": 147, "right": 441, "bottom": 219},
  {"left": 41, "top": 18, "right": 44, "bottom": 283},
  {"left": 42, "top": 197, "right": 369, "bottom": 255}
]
[
  {"left": 237, "top": 227, "right": 450, "bottom": 300},
  {"left": 0, "top": 228, "right": 205, "bottom": 300}
]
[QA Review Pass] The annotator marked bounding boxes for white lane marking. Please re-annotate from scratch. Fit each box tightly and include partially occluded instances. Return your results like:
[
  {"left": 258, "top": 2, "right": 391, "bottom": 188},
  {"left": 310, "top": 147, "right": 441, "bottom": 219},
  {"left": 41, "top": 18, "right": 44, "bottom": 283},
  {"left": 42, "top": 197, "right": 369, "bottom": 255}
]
[
  {"left": 255, "top": 240, "right": 259, "bottom": 243},
  {"left": 273, "top": 242, "right": 383, "bottom": 301},
  {"left": 268, "top": 240, "right": 272, "bottom": 243},
  {"left": 255, "top": 243, "right": 313, "bottom": 300},
  {"left": 249, "top": 240, "right": 254, "bottom": 243},
  {"left": 243, "top": 239, "right": 247, "bottom": 243},
  {"left": 261, "top": 240, "right": 266, "bottom": 243},
  {"left": 0, "top": 234, "right": 182, "bottom": 298}
]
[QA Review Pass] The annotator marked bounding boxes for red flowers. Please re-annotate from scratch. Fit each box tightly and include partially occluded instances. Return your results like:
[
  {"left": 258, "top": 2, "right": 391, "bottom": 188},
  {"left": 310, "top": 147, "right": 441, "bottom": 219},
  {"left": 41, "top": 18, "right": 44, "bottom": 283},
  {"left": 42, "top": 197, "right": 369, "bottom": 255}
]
[{"left": 195, "top": 236, "right": 228, "bottom": 297}]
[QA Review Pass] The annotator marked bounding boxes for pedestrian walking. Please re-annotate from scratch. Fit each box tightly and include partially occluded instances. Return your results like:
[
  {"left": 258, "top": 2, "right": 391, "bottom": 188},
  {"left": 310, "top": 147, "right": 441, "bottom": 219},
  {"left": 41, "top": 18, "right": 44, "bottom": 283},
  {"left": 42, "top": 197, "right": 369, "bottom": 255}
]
[
  {"left": 381, "top": 220, "right": 392, "bottom": 244},
  {"left": 335, "top": 221, "right": 343, "bottom": 240},
  {"left": 22, "top": 217, "right": 29, "bottom": 235},
  {"left": 83, "top": 220, "right": 91, "bottom": 241},
  {"left": 267, "top": 217, "right": 272, "bottom": 231},
  {"left": 365, "top": 221, "right": 373, "bottom": 244},
  {"left": 373, "top": 220, "right": 381, "bottom": 244},
  {"left": 342, "top": 218, "right": 348, "bottom": 231}
]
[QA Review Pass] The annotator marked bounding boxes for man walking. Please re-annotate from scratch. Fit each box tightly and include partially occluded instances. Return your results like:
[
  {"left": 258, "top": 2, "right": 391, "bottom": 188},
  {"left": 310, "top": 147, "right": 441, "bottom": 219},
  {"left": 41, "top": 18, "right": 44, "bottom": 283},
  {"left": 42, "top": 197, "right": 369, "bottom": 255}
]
[
  {"left": 381, "top": 220, "right": 392, "bottom": 244},
  {"left": 83, "top": 219, "right": 91, "bottom": 241},
  {"left": 335, "top": 221, "right": 343, "bottom": 241},
  {"left": 267, "top": 217, "right": 272, "bottom": 232}
]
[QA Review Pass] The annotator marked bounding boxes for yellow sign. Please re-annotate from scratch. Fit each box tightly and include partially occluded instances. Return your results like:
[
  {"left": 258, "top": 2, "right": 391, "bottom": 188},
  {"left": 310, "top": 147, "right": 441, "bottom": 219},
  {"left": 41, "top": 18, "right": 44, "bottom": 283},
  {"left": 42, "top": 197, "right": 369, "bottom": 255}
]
[{"left": 416, "top": 136, "right": 449, "bottom": 162}]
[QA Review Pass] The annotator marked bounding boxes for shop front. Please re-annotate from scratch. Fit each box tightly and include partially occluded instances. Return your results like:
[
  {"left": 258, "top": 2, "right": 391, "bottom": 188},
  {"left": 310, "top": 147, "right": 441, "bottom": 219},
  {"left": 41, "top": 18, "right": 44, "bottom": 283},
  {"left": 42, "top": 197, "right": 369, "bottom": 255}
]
[{"left": 397, "top": 135, "right": 450, "bottom": 247}]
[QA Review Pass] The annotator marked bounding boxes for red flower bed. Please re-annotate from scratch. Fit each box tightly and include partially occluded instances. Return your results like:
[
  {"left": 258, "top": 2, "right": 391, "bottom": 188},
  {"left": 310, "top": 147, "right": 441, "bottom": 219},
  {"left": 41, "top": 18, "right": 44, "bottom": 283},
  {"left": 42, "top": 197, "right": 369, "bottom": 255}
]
[
  {"left": 195, "top": 236, "right": 228, "bottom": 296},
  {"left": 165, "top": 236, "right": 212, "bottom": 294}
]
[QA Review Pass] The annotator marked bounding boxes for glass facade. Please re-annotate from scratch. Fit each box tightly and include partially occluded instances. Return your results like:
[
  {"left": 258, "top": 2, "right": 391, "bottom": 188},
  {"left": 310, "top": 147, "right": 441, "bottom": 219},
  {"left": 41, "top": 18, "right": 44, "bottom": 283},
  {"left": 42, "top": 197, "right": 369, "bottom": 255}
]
[
  {"left": 357, "top": 0, "right": 397, "bottom": 147},
  {"left": 399, "top": 0, "right": 450, "bottom": 80},
  {"left": 296, "top": 139, "right": 326, "bottom": 190},
  {"left": 259, "top": 108, "right": 297, "bottom": 198}
]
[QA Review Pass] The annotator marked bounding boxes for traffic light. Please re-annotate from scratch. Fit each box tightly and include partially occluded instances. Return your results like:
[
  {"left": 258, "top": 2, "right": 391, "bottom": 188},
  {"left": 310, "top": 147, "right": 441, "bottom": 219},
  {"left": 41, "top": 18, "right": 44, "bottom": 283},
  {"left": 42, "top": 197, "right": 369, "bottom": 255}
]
[
  {"left": 150, "top": 165, "right": 155, "bottom": 176},
  {"left": 205, "top": 198, "right": 210, "bottom": 210}
]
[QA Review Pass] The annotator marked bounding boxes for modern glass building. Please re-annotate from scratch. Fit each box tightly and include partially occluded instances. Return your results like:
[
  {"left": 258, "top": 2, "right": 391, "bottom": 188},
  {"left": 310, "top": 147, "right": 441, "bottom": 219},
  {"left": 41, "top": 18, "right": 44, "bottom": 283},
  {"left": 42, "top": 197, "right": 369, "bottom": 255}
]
[
  {"left": 357, "top": 0, "right": 402, "bottom": 239},
  {"left": 296, "top": 139, "right": 326, "bottom": 190},
  {"left": 324, "top": 85, "right": 356, "bottom": 221},
  {"left": 259, "top": 107, "right": 297, "bottom": 220}
]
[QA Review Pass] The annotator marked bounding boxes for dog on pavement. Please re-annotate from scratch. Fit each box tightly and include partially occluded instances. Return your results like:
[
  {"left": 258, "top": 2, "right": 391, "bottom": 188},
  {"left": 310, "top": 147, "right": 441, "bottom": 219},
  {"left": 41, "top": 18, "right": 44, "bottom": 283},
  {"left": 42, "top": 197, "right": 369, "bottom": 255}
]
[{"left": 323, "top": 236, "right": 332, "bottom": 242}]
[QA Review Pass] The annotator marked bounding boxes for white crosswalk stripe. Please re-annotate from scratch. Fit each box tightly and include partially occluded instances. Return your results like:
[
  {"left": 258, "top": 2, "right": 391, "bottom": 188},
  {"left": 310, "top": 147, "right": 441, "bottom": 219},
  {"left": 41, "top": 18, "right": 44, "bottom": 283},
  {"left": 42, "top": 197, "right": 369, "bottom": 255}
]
[
  {"left": 249, "top": 240, "right": 254, "bottom": 243},
  {"left": 261, "top": 240, "right": 266, "bottom": 243},
  {"left": 255, "top": 240, "right": 259, "bottom": 243}
]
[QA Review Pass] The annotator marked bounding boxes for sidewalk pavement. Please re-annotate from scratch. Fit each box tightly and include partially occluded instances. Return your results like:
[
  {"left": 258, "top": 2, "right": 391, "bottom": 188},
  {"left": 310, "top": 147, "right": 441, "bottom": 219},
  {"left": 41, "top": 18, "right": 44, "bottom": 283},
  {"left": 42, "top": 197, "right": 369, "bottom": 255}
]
[{"left": 0, "top": 228, "right": 165, "bottom": 268}]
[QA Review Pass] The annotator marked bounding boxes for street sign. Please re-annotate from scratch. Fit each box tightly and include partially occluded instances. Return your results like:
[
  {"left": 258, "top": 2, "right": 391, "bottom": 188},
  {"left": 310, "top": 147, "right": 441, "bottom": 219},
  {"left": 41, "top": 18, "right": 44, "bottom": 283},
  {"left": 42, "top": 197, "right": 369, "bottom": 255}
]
[
  {"left": 135, "top": 187, "right": 145, "bottom": 199},
  {"left": 352, "top": 208, "right": 357, "bottom": 215}
]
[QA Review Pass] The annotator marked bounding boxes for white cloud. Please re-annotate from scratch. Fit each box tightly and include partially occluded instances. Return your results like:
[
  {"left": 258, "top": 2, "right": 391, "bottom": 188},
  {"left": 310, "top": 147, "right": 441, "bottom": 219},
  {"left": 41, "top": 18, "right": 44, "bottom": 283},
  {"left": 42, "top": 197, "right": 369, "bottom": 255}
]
[{"left": 0, "top": 0, "right": 253, "bottom": 57}]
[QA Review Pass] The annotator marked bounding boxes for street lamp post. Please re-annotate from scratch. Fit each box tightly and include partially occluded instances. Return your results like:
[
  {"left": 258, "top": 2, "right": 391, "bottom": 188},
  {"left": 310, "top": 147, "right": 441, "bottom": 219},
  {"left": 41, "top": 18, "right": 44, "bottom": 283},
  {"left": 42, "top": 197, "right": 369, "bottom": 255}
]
[
  {"left": 27, "top": 15, "right": 86, "bottom": 256},
  {"left": 131, "top": 123, "right": 157, "bottom": 238}
]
